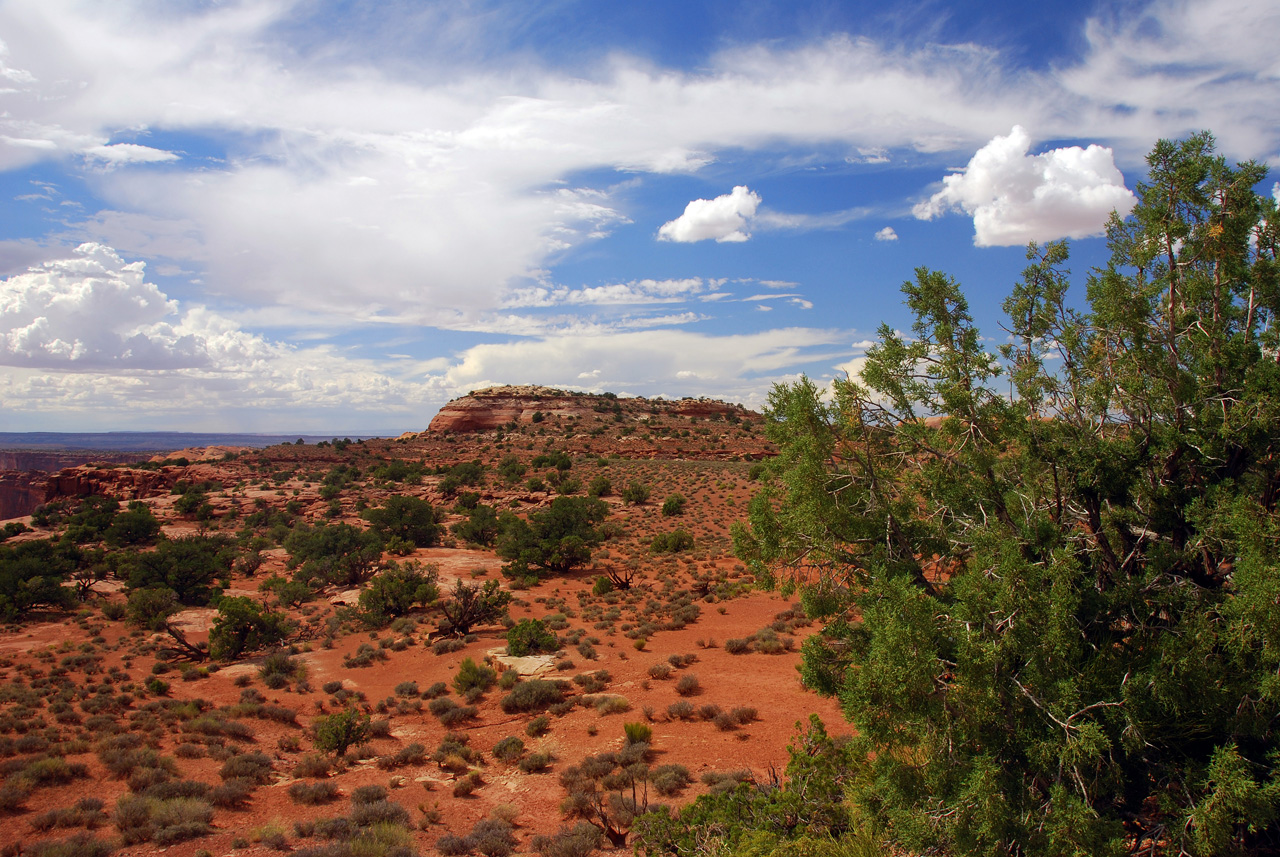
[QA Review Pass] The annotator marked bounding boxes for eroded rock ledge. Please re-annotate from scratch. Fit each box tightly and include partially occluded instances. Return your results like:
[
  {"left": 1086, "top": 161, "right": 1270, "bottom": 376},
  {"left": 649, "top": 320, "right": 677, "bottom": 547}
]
[{"left": 427, "top": 385, "right": 749, "bottom": 434}]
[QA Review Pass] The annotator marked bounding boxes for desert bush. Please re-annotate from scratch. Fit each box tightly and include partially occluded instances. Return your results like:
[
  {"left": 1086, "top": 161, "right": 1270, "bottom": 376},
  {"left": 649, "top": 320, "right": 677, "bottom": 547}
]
[
  {"left": 621, "top": 481, "right": 650, "bottom": 505},
  {"left": 469, "top": 817, "right": 517, "bottom": 857},
  {"left": 394, "top": 680, "right": 419, "bottom": 698},
  {"left": 651, "top": 763, "right": 692, "bottom": 796},
  {"left": 453, "top": 657, "right": 497, "bottom": 695},
  {"left": 518, "top": 750, "right": 554, "bottom": 773},
  {"left": 674, "top": 673, "right": 701, "bottom": 696},
  {"left": 452, "top": 771, "right": 482, "bottom": 798},
  {"left": 350, "top": 797, "right": 412, "bottom": 828},
  {"left": 293, "top": 752, "right": 332, "bottom": 778},
  {"left": 525, "top": 715, "right": 550, "bottom": 737},
  {"left": 724, "top": 637, "right": 751, "bottom": 655},
  {"left": 500, "top": 679, "right": 567, "bottom": 714},
  {"left": 647, "top": 663, "right": 672, "bottom": 680},
  {"left": 25, "top": 833, "right": 114, "bottom": 857},
  {"left": 595, "top": 695, "right": 630, "bottom": 715},
  {"left": 572, "top": 669, "right": 611, "bottom": 693},
  {"left": 531, "top": 823, "right": 603, "bottom": 857},
  {"left": 220, "top": 751, "right": 273, "bottom": 784},
  {"left": 289, "top": 780, "right": 339, "bottom": 804},
  {"left": 507, "top": 618, "right": 559, "bottom": 656},
  {"left": 661, "top": 493, "right": 686, "bottom": 516},
  {"left": 667, "top": 701, "right": 695, "bottom": 720},
  {"left": 623, "top": 722, "right": 652, "bottom": 745},
  {"left": 313, "top": 708, "right": 371, "bottom": 756},
  {"left": 258, "top": 648, "right": 304, "bottom": 687},
  {"left": 376, "top": 742, "right": 427, "bottom": 770},
  {"left": 209, "top": 777, "right": 253, "bottom": 808},
  {"left": 492, "top": 736, "right": 525, "bottom": 762},
  {"left": 351, "top": 784, "right": 388, "bottom": 805},
  {"left": 650, "top": 530, "right": 694, "bottom": 554},
  {"left": 115, "top": 793, "right": 214, "bottom": 845}
]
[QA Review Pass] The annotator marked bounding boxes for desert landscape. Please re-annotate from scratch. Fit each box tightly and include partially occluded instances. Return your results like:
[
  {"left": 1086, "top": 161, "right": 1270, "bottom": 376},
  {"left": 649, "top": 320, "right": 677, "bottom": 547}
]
[{"left": 0, "top": 386, "right": 845, "bottom": 857}]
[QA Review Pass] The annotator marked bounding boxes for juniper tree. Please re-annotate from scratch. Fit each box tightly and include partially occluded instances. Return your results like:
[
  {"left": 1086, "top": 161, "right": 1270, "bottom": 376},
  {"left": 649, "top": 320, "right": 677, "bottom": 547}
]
[{"left": 734, "top": 132, "right": 1280, "bottom": 856}]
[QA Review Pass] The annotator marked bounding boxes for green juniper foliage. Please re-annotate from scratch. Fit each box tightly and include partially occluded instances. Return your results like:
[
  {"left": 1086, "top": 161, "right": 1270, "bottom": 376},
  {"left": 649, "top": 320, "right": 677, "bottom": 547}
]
[{"left": 732, "top": 133, "right": 1280, "bottom": 856}]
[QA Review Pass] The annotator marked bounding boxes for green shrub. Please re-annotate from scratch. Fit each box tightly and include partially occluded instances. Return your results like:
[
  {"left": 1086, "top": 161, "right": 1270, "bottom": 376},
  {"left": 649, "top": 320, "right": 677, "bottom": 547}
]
[
  {"left": 650, "top": 530, "right": 694, "bottom": 554},
  {"left": 220, "top": 751, "right": 273, "bottom": 784},
  {"left": 358, "top": 561, "right": 439, "bottom": 624},
  {"left": 501, "top": 679, "right": 567, "bottom": 714},
  {"left": 454, "top": 657, "right": 497, "bottom": 694},
  {"left": 289, "top": 780, "right": 339, "bottom": 804},
  {"left": 650, "top": 763, "right": 691, "bottom": 796},
  {"left": 623, "top": 722, "right": 652, "bottom": 745},
  {"left": 493, "top": 736, "right": 525, "bottom": 762},
  {"left": 621, "top": 481, "right": 650, "bottom": 505},
  {"left": 506, "top": 619, "right": 559, "bottom": 657},
  {"left": 313, "top": 708, "right": 371, "bottom": 756},
  {"left": 661, "top": 493, "right": 686, "bottom": 516},
  {"left": 518, "top": 750, "right": 554, "bottom": 773},
  {"left": 208, "top": 597, "right": 290, "bottom": 661}
]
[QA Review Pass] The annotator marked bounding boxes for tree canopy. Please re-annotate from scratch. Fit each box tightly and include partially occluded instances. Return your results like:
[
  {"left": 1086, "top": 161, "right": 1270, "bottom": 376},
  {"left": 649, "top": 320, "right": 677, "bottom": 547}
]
[
  {"left": 733, "top": 132, "right": 1280, "bottom": 856},
  {"left": 496, "top": 496, "right": 609, "bottom": 577}
]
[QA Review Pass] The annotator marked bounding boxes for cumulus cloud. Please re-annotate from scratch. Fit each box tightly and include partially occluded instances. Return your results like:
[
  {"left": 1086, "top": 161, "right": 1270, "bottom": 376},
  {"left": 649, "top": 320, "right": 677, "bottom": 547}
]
[
  {"left": 0, "top": 243, "right": 443, "bottom": 429},
  {"left": 875, "top": 226, "right": 898, "bottom": 241},
  {"left": 913, "top": 126, "right": 1136, "bottom": 246},
  {"left": 658, "top": 186, "right": 761, "bottom": 243},
  {"left": 2, "top": 243, "right": 203, "bottom": 369}
]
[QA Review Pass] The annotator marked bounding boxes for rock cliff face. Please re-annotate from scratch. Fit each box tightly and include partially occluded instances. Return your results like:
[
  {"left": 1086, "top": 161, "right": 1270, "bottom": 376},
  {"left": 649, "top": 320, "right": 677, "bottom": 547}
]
[
  {"left": 43, "top": 466, "right": 175, "bottom": 505},
  {"left": 427, "top": 385, "right": 750, "bottom": 434},
  {"left": 0, "top": 451, "right": 154, "bottom": 521},
  {"left": 0, "top": 471, "right": 47, "bottom": 521}
]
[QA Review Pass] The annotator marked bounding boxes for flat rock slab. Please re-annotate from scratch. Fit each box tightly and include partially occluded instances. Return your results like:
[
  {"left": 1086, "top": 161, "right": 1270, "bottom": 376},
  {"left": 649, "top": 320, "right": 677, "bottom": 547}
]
[{"left": 486, "top": 648, "right": 558, "bottom": 677}]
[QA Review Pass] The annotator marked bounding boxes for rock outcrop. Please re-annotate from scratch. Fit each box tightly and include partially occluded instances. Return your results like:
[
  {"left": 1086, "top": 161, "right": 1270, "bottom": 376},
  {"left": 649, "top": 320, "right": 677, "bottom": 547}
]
[
  {"left": 427, "top": 385, "right": 750, "bottom": 434},
  {"left": 43, "top": 466, "right": 175, "bottom": 505},
  {"left": 0, "top": 471, "right": 47, "bottom": 521}
]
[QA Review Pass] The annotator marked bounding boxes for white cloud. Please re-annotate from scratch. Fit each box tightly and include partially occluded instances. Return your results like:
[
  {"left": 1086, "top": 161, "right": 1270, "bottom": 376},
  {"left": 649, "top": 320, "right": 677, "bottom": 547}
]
[
  {"left": 754, "top": 206, "right": 874, "bottom": 232},
  {"left": 912, "top": 126, "right": 1136, "bottom": 246},
  {"left": 502, "top": 277, "right": 706, "bottom": 308},
  {"left": 435, "top": 326, "right": 850, "bottom": 404},
  {"left": 658, "top": 186, "right": 761, "bottom": 243},
  {"left": 851, "top": 147, "right": 889, "bottom": 164},
  {"left": 84, "top": 144, "right": 179, "bottom": 165},
  {"left": 0, "top": 1, "right": 1271, "bottom": 329},
  {"left": 0, "top": 244, "right": 444, "bottom": 429},
  {"left": 875, "top": 226, "right": 898, "bottom": 241}
]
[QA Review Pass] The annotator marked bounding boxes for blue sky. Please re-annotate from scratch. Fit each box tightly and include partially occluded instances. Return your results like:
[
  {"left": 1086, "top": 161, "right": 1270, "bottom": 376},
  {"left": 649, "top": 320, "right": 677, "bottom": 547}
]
[{"left": 0, "top": 0, "right": 1277, "bottom": 432}]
